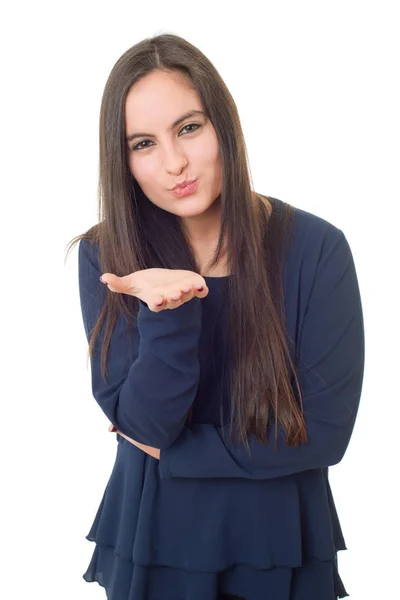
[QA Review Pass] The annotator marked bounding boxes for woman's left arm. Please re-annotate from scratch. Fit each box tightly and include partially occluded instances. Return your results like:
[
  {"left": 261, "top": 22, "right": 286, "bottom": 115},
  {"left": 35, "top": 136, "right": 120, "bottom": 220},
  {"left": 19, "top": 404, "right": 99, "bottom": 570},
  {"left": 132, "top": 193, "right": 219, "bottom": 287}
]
[{"left": 157, "top": 228, "right": 365, "bottom": 479}]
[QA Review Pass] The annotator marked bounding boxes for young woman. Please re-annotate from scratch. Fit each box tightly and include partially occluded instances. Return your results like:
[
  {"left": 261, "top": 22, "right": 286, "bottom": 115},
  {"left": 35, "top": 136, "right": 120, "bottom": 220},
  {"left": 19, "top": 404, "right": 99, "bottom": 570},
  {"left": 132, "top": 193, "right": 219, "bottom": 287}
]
[{"left": 69, "top": 33, "right": 365, "bottom": 600}]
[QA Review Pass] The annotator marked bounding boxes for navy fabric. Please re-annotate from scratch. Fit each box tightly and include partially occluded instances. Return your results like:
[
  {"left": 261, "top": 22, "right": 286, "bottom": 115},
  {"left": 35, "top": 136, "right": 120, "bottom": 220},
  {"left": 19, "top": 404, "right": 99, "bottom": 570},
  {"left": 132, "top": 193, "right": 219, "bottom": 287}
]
[{"left": 78, "top": 198, "right": 364, "bottom": 599}]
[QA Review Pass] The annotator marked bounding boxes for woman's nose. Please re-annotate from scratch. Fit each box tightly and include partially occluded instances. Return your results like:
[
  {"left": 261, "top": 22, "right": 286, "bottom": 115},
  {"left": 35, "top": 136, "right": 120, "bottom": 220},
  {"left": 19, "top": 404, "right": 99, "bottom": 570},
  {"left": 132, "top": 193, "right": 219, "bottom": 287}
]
[{"left": 162, "top": 146, "right": 188, "bottom": 174}]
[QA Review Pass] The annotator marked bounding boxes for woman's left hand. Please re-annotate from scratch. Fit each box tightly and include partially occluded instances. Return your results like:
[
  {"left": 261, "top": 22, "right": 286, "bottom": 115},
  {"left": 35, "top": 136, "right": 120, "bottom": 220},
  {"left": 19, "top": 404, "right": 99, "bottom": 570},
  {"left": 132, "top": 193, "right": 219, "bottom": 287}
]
[{"left": 108, "top": 423, "right": 160, "bottom": 459}]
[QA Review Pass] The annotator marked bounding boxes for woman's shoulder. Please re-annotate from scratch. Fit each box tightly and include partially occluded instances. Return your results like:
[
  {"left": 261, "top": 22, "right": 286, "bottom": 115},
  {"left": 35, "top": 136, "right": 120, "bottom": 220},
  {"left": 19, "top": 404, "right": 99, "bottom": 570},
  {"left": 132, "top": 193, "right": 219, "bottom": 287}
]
[
  {"left": 268, "top": 196, "right": 343, "bottom": 237},
  {"left": 265, "top": 196, "right": 351, "bottom": 290},
  {"left": 78, "top": 224, "right": 102, "bottom": 263},
  {"left": 267, "top": 196, "right": 346, "bottom": 260}
]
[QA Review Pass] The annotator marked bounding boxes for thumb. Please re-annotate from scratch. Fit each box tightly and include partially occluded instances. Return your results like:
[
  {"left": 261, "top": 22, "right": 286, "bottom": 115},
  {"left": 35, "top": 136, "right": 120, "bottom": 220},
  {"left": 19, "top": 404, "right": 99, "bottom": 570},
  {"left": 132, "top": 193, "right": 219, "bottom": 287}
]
[{"left": 99, "top": 273, "right": 126, "bottom": 293}]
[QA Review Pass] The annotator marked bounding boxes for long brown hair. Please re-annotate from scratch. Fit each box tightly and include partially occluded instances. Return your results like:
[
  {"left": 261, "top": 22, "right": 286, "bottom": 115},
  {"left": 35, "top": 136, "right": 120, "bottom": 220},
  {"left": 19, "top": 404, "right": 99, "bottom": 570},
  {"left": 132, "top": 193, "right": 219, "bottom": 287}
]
[{"left": 66, "top": 33, "right": 307, "bottom": 453}]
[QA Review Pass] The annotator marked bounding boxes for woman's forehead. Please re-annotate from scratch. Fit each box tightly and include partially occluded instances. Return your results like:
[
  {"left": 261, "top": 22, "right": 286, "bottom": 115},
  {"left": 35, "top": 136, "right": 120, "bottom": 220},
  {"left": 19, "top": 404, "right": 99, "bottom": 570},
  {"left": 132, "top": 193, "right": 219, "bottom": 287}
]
[{"left": 125, "top": 72, "right": 202, "bottom": 131}]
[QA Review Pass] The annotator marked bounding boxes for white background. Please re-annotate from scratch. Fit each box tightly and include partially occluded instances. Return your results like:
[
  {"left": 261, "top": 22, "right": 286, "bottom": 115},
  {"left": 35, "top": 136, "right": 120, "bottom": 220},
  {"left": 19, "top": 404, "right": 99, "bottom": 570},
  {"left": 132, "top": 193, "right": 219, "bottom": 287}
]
[{"left": 1, "top": 1, "right": 398, "bottom": 598}]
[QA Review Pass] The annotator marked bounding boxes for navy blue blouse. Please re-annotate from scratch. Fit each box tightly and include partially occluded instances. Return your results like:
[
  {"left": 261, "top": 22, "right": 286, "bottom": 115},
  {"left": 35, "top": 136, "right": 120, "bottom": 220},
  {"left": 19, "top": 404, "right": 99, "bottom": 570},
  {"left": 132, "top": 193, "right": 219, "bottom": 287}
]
[{"left": 78, "top": 198, "right": 365, "bottom": 600}]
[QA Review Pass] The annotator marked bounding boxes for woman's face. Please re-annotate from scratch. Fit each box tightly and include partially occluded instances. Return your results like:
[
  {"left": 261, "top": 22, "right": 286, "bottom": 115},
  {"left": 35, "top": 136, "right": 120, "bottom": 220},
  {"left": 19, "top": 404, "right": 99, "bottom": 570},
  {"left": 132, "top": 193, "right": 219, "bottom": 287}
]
[{"left": 124, "top": 70, "right": 222, "bottom": 226}]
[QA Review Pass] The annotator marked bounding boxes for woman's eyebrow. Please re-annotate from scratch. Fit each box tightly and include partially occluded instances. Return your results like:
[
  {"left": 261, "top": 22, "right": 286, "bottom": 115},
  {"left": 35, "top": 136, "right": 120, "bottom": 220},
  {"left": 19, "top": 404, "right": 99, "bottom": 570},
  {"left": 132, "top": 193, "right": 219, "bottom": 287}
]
[{"left": 126, "top": 110, "right": 206, "bottom": 142}]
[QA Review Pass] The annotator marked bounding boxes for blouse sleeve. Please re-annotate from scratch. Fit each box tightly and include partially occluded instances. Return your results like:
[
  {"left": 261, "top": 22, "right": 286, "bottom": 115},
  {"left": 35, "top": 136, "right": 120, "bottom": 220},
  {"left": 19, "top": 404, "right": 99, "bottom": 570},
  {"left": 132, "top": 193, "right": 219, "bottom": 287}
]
[
  {"left": 78, "top": 238, "right": 202, "bottom": 448},
  {"left": 158, "top": 228, "right": 365, "bottom": 479}
]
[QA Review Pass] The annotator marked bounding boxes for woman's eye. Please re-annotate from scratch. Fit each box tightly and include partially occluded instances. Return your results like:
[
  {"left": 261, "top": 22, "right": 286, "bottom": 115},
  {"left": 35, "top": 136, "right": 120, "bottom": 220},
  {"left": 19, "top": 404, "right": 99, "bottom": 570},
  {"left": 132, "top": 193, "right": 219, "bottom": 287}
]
[
  {"left": 132, "top": 140, "right": 153, "bottom": 151},
  {"left": 132, "top": 123, "right": 201, "bottom": 151},
  {"left": 180, "top": 123, "right": 201, "bottom": 135}
]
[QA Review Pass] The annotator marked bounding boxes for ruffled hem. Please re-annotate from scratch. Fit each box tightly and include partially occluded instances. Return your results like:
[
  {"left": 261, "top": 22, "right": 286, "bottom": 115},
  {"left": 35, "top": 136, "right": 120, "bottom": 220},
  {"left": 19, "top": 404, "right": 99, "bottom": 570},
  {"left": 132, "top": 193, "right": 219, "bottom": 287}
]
[
  {"left": 83, "top": 440, "right": 350, "bottom": 598},
  {"left": 83, "top": 540, "right": 349, "bottom": 600},
  {"left": 89, "top": 441, "right": 342, "bottom": 569}
]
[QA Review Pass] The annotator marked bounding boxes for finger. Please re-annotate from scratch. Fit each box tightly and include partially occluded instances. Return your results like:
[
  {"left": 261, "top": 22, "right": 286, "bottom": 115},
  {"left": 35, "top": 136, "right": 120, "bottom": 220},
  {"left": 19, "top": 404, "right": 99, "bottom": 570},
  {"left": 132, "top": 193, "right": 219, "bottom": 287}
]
[
  {"left": 180, "top": 288, "right": 194, "bottom": 302},
  {"left": 159, "top": 289, "right": 183, "bottom": 307},
  {"left": 100, "top": 273, "right": 139, "bottom": 296},
  {"left": 154, "top": 294, "right": 166, "bottom": 310},
  {"left": 169, "top": 291, "right": 183, "bottom": 301},
  {"left": 195, "top": 285, "right": 209, "bottom": 298},
  {"left": 166, "top": 285, "right": 206, "bottom": 307},
  {"left": 99, "top": 273, "right": 123, "bottom": 293}
]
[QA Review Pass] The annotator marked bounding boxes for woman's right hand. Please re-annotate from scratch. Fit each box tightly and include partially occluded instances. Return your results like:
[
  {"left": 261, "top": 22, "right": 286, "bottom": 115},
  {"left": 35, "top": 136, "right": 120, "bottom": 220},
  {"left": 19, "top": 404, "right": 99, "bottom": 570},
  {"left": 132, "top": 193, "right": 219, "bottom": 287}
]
[{"left": 99, "top": 268, "right": 209, "bottom": 312}]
